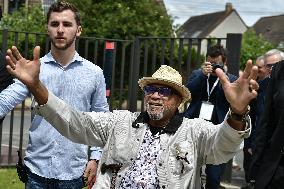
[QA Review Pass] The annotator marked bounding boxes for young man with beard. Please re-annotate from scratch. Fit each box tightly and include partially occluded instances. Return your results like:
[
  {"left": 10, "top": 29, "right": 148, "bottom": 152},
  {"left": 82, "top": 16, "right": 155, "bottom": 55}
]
[
  {"left": 0, "top": 1, "right": 108, "bottom": 188},
  {"left": 183, "top": 45, "right": 237, "bottom": 189},
  {"left": 6, "top": 45, "right": 259, "bottom": 189}
]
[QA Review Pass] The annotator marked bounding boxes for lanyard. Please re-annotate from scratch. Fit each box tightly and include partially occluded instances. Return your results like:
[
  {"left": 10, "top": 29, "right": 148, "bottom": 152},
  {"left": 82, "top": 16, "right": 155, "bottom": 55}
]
[{"left": 206, "top": 74, "right": 219, "bottom": 101}]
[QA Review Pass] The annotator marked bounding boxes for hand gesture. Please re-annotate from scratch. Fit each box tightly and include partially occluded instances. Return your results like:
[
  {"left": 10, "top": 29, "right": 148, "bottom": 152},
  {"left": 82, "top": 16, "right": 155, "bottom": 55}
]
[
  {"left": 6, "top": 46, "right": 41, "bottom": 89},
  {"left": 201, "top": 62, "right": 213, "bottom": 75},
  {"left": 216, "top": 60, "right": 258, "bottom": 114}
]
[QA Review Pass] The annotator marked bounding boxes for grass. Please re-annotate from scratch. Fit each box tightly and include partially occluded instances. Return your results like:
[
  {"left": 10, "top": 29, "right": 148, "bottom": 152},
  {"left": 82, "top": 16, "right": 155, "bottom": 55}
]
[
  {"left": 0, "top": 168, "right": 88, "bottom": 189},
  {"left": 0, "top": 168, "right": 24, "bottom": 189}
]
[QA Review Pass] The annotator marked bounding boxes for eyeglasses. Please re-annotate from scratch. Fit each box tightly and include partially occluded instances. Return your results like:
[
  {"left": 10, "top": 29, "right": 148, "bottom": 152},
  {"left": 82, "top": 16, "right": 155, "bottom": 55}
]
[
  {"left": 144, "top": 85, "right": 174, "bottom": 97},
  {"left": 265, "top": 64, "right": 274, "bottom": 70}
]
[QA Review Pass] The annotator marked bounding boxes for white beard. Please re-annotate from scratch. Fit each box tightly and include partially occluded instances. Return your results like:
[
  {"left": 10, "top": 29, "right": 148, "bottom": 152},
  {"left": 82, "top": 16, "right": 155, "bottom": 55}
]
[{"left": 146, "top": 103, "right": 164, "bottom": 120}]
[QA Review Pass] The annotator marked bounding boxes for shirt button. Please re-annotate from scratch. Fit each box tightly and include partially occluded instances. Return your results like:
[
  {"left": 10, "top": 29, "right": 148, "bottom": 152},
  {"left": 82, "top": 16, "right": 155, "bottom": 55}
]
[
  {"left": 162, "top": 185, "right": 166, "bottom": 189},
  {"left": 159, "top": 163, "right": 162, "bottom": 166}
]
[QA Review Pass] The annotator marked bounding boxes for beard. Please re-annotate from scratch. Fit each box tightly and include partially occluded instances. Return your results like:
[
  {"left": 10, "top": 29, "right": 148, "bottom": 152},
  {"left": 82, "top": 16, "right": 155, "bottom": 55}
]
[
  {"left": 50, "top": 34, "right": 77, "bottom": 50},
  {"left": 146, "top": 103, "right": 165, "bottom": 120}
]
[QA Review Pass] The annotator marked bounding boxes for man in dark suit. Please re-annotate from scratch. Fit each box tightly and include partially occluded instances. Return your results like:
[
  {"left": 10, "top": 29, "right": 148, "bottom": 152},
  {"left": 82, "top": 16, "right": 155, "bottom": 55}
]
[
  {"left": 183, "top": 45, "right": 237, "bottom": 189},
  {"left": 243, "top": 50, "right": 284, "bottom": 187},
  {"left": 0, "top": 50, "right": 14, "bottom": 125},
  {"left": 248, "top": 60, "right": 284, "bottom": 189}
]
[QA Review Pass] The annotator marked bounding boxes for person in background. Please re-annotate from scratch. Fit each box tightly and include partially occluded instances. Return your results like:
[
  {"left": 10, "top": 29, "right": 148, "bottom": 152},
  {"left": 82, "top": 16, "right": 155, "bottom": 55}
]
[
  {"left": 183, "top": 45, "right": 237, "bottom": 189},
  {"left": 242, "top": 55, "right": 269, "bottom": 188},
  {"left": 0, "top": 1, "right": 109, "bottom": 188},
  {"left": 5, "top": 45, "right": 259, "bottom": 188},
  {"left": 263, "top": 49, "right": 284, "bottom": 76},
  {"left": 248, "top": 59, "right": 284, "bottom": 189}
]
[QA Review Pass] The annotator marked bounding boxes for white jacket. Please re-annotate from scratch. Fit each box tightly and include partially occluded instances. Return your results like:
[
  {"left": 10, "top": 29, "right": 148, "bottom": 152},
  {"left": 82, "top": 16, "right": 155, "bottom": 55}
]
[{"left": 35, "top": 92, "right": 250, "bottom": 189}]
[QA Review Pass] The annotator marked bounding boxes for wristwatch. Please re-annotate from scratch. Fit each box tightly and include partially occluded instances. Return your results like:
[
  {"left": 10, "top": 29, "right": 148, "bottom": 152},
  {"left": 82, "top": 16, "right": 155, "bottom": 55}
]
[{"left": 228, "top": 106, "right": 250, "bottom": 123}]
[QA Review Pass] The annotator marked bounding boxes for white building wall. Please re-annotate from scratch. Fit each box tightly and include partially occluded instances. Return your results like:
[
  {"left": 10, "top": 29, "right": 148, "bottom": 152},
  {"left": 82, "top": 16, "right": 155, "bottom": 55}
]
[{"left": 200, "top": 12, "right": 247, "bottom": 54}]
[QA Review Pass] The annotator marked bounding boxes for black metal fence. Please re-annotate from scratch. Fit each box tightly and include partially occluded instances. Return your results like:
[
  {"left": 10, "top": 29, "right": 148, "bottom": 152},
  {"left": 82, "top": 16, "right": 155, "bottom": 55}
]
[{"left": 0, "top": 29, "right": 242, "bottom": 166}]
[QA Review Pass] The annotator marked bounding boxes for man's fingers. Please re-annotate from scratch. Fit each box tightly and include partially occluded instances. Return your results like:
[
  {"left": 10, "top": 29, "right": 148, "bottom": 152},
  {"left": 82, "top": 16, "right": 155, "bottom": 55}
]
[
  {"left": 249, "top": 65, "right": 258, "bottom": 81},
  {"left": 33, "top": 46, "right": 41, "bottom": 61},
  {"left": 215, "top": 67, "right": 229, "bottom": 86},
  {"left": 242, "top": 60, "right": 253, "bottom": 79},
  {"left": 11, "top": 46, "right": 23, "bottom": 61},
  {"left": 7, "top": 49, "right": 17, "bottom": 65}
]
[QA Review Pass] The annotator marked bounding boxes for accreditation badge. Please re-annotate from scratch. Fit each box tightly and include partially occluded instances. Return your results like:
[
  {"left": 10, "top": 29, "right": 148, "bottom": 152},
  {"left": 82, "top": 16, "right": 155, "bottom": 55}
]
[{"left": 199, "top": 101, "right": 214, "bottom": 121}]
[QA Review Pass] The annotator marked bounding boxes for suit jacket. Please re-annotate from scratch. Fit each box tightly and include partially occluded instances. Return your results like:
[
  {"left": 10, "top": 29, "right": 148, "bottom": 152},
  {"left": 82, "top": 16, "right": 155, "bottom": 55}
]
[
  {"left": 244, "top": 77, "right": 269, "bottom": 149},
  {"left": 183, "top": 69, "right": 237, "bottom": 124},
  {"left": 249, "top": 60, "right": 284, "bottom": 189}
]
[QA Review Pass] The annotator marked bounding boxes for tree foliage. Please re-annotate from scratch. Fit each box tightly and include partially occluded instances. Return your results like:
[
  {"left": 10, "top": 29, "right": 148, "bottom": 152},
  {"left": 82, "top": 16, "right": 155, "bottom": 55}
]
[
  {"left": 240, "top": 28, "right": 276, "bottom": 69},
  {"left": 65, "top": 0, "right": 174, "bottom": 39},
  {"left": 0, "top": 5, "right": 46, "bottom": 32}
]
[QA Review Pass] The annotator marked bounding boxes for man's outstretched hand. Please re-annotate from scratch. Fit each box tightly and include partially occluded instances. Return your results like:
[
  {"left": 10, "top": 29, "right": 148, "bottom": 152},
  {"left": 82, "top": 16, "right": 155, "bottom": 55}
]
[
  {"left": 215, "top": 60, "right": 259, "bottom": 115},
  {"left": 6, "top": 46, "right": 41, "bottom": 89},
  {"left": 6, "top": 46, "right": 48, "bottom": 105}
]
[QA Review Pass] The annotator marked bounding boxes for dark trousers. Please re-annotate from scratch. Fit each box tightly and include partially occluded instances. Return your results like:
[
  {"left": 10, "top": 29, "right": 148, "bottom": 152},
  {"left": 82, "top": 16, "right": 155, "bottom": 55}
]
[
  {"left": 243, "top": 148, "right": 252, "bottom": 183},
  {"left": 205, "top": 164, "right": 225, "bottom": 189},
  {"left": 25, "top": 168, "right": 84, "bottom": 189},
  {"left": 267, "top": 163, "right": 284, "bottom": 189}
]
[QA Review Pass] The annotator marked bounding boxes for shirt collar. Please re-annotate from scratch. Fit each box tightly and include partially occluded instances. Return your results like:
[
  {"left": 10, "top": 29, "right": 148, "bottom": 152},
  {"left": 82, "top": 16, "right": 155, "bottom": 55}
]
[
  {"left": 132, "top": 111, "right": 183, "bottom": 134},
  {"left": 40, "top": 51, "right": 83, "bottom": 66}
]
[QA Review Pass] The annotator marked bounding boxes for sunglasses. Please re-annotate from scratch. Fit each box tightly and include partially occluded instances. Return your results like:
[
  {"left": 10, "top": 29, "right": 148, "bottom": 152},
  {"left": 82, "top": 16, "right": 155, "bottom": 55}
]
[
  {"left": 144, "top": 85, "right": 174, "bottom": 97},
  {"left": 265, "top": 64, "right": 274, "bottom": 70}
]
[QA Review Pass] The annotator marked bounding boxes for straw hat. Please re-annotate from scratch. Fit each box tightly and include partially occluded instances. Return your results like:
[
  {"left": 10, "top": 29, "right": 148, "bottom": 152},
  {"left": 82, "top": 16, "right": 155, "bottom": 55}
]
[{"left": 138, "top": 65, "right": 191, "bottom": 104}]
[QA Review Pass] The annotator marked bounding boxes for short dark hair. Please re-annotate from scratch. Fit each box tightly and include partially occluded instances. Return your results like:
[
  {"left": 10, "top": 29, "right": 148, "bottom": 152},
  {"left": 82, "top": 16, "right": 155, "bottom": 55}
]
[
  {"left": 47, "top": 1, "right": 81, "bottom": 26},
  {"left": 206, "top": 45, "right": 227, "bottom": 63}
]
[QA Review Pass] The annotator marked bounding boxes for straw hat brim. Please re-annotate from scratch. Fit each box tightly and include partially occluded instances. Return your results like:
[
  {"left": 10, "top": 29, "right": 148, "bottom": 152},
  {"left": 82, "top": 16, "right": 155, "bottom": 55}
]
[{"left": 138, "top": 77, "right": 191, "bottom": 104}]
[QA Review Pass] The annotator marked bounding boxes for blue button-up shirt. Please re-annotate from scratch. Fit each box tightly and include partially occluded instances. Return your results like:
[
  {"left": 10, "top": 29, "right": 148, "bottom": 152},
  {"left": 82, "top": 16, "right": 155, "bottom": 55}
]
[{"left": 0, "top": 52, "right": 109, "bottom": 180}]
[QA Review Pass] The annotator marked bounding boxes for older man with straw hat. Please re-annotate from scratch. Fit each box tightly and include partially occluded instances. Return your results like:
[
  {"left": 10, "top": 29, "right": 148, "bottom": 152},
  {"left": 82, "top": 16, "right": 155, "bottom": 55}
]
[{"left": 6, "top": 46, "right": 258, "bottom": 189}]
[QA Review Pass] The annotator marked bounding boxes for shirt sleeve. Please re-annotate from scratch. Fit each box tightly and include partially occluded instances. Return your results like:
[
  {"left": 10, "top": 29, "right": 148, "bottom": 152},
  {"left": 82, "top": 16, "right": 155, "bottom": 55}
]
[
  {"left": 0, "top": 79, "right": 29, "bottom": 118},
  {"left": 89, "top": 68, "right": 110, "bottom": 159},
  {"left": 194, "top": 113, "right": 251, "bottom": 165},
  {"left": 34, "top": 92, "right": 114, "bottom": 147}
]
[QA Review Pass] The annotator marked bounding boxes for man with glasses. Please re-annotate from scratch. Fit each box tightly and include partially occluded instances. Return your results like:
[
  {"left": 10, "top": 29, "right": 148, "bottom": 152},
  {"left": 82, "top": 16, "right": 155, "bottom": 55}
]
[
  {"left": 242, "top": 50, "right": 283, "bottom": 189},
  {"left": 183, "top": 45, "right": 237, "bottom": 189},
  {"left": 248, "top": 60, "right": 284, "bottom": 189},
  {"left": 243, "top": 55, "right": 270, "bottom": 188},
  {"left": 5, "top": 45, "right": 259, "bottom": 188},
  {"left": 263, "top": 49, "right": 284, "bottom": 75}
]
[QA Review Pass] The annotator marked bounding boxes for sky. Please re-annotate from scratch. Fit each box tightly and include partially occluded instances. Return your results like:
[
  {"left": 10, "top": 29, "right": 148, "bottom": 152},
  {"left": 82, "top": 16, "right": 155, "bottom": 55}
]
[{"left": 164, "top": 0, "right": 284, "bottom": 27}]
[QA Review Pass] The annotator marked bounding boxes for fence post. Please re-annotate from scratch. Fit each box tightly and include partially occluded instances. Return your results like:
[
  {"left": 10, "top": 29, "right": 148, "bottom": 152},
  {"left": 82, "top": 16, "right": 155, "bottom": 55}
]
[
  {"left": 226, "top": 33, "right": 242, "bottom": 76},
  {"left": 129, "top": 37, "right": 141, "bottom": 112},
  {"left": 221, "top": 33, "right": 242, "bottom": 184},
  {"left": 103, "top": 41, "right": 116, "bottom": 110}
]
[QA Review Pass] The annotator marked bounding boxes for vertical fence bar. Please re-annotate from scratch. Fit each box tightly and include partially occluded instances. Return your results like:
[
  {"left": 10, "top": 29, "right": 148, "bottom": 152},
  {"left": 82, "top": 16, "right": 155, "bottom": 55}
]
[
  {"left": 129, "top": 37, "right": 141, "bottom": 112},
  {"left": 169, "top": 38, "right": 175, "bottom": 67},
  {"left": 177, "top": 38, "right": 184, "bottom": 72},
  {"left": 127, "top": 42, "right": 135, "bottom": 110},
  {"left": 45, "top": 35, "right": 50, "bottom": 54},
  {"left": 8, "top": 110, "right": 14, "bottom": 164},
  {"left": 118, "top": 42, "right": 126, "bottom": 109},
  {"left": 84, "top": 39, "right": 89, "bottom": 58},
  {"left": 141, "top": 39, "right": 149, "bottom": 111},
  {"left": 93, "top": 40, "right": 98, "bottom": 65},
  {"left": 151, "top": 39, "right": 157, "bottom": 73},
  {"left": 196, "top": 38, "right": 202, "bottom": 66},
  {"left": 186, "top": 38, "right": 193, "bottom": 75},
  {"left": 110, "top": 42, "right": 117, "bottom": 110},
  {"left": 160, "top": 39, "right": 166, "bottom": 65}
]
